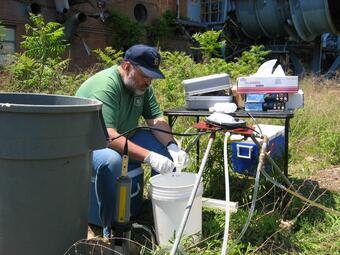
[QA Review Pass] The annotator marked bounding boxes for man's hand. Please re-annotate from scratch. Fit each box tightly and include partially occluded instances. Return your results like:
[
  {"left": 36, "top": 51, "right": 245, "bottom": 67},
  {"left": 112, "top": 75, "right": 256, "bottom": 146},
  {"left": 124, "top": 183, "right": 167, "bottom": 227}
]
[
  {"left": 144, "top": 152, "right": 175, "bottom": 174},
  {"left": 167, "top": 144, "right": 190, "bottom": 171}
]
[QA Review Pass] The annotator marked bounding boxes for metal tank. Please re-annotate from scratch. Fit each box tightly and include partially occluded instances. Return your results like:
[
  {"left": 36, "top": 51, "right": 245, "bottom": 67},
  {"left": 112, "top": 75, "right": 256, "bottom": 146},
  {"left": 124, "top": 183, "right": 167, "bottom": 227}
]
[{"left": 234, "top": 0, "right": 340, "bottom": 42}]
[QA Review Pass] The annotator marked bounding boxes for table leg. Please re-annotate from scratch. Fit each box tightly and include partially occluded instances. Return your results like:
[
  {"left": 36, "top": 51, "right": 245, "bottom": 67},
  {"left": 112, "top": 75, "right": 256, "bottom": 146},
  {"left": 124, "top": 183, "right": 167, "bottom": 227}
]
[
  {"left": 168, "top": 116, "right": 172, "bottom": 127},
  {"left": 284, "top": 118, "right": 290, "bottom": 177},
  {"left": 196, "top": 116, "right": 200, "bottom": 170},
  {"left": 168, "top": 116, "right": 178, "bottom": 127}
]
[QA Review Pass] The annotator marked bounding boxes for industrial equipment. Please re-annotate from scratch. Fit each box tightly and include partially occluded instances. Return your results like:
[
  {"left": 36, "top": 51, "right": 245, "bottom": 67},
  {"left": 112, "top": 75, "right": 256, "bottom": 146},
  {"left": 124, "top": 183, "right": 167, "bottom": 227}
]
[
  {"left": 177, "top": 0, "right": 340, "bottom": 76},
  {"left": 26, "top": 3, "right": 41, "bottom": 15},
  {"left": 238, "top": 59, "right": 304, "bottom": 111},
  {"left": 63, "top": 12, "right": 87, "bottom": 41}
]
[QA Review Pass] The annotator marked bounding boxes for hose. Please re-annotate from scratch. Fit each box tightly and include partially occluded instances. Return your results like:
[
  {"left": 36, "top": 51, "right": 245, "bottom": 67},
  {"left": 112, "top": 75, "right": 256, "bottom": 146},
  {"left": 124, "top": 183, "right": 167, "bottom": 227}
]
[
  {"left": 250, "top": 134, "right": 340, "bottom": 217},
  {"left": 234, "top": 135, "right": 269, "bottom": 244},
  {"left": 221, "top": 132, "right": 231, "bottom": 255},
  {"left": 260, "top": 167, "right": 340, "bottom": 217},
  {"left": 185, "top": 132, "right": 204, "bottom": 154},
  {"left": 250, "top": 134, "right": 295, "bottom": 191},
  {"left": 170, "top": 132, "right": 216, "bottom": 255},
  {"left": 132, "top": 223, "right": 156, "bottom": 251}
]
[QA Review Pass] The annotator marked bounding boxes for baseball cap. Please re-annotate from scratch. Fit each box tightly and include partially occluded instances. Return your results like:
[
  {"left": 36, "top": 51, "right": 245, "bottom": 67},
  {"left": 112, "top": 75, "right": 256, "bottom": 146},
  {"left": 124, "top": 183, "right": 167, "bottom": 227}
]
[{"left": 124, "top": 44, "right": 165, "bottom": 79}]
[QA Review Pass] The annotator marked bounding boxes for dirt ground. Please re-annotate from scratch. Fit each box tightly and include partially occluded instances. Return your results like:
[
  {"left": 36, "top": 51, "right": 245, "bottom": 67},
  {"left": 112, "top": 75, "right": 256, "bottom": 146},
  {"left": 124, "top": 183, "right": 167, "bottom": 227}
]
[{"left": 308, "top": 165, "right": 340, "bottom": 192}]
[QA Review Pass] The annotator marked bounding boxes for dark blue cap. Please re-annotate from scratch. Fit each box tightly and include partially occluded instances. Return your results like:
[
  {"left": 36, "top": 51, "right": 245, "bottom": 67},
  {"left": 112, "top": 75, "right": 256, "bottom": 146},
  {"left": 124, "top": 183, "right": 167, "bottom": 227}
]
[{"left": 124, "top": 44, "right": 165, "bottom": 79}]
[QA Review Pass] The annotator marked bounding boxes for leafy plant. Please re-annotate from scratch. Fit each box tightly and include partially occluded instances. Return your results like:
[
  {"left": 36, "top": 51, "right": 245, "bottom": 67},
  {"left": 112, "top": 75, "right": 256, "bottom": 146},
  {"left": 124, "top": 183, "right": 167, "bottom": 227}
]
[
  {"left": 191, "top": 30, "right": 226, "bottom": 62},
  {"left": 20, "top": 15, "right": 68, "bottom": 60},
  {"left": 93, "top": 47, "right": 124, "bottom": 69},
  {"left": 6, "top": 14, "right": 70, "bottom": 92},
  {"left": 106, "top": 11, "right": 146, "bottom": 50},
  {"left": 147, "top": 10, "right": 176, "bottom": 44}
]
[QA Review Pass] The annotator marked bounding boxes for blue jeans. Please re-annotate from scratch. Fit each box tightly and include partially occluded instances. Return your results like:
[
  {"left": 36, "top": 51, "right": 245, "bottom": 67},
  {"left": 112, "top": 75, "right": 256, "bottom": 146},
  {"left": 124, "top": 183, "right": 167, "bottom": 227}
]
[{"left": 92, "top": 130, "right": 172, "bottom": 237}]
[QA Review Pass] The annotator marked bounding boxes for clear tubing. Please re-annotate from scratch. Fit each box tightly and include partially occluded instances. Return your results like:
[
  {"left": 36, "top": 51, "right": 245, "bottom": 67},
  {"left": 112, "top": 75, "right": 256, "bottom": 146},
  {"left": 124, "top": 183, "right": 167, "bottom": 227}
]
[
  {"left": 170, "top": 132, "right": 216, "bottom": 255},
  {"left": 221, "top": 132, "right": 231, "bottom": 255},
  {"left": 250, "top": 134, "right": 295, "bottom": 190},
  {"left": 132, "top": 223, "right": 155, "bottom": 251},
  {"left": 251, "top": 134, "right": 340, "bottom": 217},
  {"left": 260, "top": 168, "right": 340, "bottom": 217},
  {"left": 235, "top": 136, "right": 269, "bottom": 243}
]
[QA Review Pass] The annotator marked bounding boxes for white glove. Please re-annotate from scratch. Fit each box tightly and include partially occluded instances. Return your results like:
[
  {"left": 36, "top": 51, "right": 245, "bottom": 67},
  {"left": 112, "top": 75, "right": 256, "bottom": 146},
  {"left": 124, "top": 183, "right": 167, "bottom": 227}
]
[
  {"left": 167, "top": 143, "right": 190, "bottom": 171},
  {"left": 144, "top": 152, "right": 175, "bottom": 174}
]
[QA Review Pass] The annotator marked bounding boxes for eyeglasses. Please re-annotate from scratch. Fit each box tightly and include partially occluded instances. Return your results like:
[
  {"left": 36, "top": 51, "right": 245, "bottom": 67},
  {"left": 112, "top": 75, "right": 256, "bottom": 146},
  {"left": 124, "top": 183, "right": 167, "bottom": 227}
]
[{"left": 131, "top": 64, "right": 152, "bottom": 80}]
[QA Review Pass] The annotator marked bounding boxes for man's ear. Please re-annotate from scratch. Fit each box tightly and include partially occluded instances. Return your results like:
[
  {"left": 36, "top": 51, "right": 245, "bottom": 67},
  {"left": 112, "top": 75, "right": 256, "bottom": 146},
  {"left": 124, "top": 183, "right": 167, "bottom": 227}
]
[{"left": 121, "top": 61, "right": 134, "bottom": 74}]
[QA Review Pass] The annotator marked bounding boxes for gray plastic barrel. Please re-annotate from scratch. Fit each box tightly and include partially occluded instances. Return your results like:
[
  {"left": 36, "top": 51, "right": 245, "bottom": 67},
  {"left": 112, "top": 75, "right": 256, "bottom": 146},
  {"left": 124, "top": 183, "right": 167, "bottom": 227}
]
[{"left": 0, "top": 92, "right": 107, "bottom": 255}]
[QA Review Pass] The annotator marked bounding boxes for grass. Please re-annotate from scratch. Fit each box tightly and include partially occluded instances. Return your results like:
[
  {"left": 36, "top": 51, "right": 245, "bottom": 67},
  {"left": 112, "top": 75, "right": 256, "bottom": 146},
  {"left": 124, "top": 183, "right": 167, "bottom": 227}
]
[
  {"left": 1, "top": 62, "right": 339, "bottom": 254},
  {"left": 137, "top": 76, "right": 340, "bottom": 255},
  {"left": 288, "top": 77, "right": 340, "bottom": 177}
]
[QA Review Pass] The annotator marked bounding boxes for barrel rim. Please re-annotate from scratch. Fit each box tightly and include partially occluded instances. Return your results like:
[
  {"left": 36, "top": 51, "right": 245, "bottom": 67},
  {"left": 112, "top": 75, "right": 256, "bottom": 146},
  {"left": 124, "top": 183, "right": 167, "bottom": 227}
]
[{"left": 0, "top": 92, "right": 102, "bottom": 113}]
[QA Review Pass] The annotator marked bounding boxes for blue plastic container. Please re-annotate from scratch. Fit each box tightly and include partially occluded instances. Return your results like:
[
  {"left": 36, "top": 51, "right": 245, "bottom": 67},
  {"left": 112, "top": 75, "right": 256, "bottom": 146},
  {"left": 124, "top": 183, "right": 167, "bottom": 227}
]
[
  {"left": 231, "top": 124, "right": 285, "bottom": 176},
  {"left": 88, "top": 167, "right": 144, "bottom": 226}
]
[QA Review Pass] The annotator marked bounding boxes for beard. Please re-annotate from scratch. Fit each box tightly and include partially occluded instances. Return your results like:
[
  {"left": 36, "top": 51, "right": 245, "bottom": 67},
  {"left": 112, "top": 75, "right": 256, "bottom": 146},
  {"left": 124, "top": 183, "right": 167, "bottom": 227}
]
[{"left": 124, "top": 68, "right": 145, "bottom": 96}]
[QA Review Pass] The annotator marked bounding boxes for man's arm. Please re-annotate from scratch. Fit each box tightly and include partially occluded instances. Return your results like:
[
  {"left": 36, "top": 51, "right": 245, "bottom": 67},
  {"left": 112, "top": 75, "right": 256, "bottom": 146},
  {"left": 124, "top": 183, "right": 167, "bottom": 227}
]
[
  {"left": 146, "top": 117, "right": 190, "bottom": 171},
  {"left": 107, "top": 128, "right": 150, "bottom": 161},
  {"left": 145, "top": 117, "right": 175, "bottom": 146},
  {"left": 107, "top": 127, "right": 175, "bottom": 174}
]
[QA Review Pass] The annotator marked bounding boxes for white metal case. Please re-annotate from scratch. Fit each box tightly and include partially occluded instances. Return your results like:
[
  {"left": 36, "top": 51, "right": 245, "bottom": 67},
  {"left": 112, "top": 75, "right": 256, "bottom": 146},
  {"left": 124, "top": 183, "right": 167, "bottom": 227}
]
[{"left": 183, "top": 74, "right": 232, "bottom": 110}]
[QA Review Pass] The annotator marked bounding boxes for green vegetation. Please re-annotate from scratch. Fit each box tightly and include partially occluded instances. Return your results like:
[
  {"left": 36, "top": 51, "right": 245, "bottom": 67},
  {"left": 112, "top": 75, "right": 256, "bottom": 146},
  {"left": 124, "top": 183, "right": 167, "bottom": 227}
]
[
  {"left": 147, "top": 10, "right": 176, "bottom": 45},
  {"left": 106, "top": 11, "right": 145, "bottom": 50},
  {"left": 5, "top": 15, "right": 68, "bottom": 92},
  {"left": 106, "top": 10, "right": 177, "bottom": 49},
  {"left": 0, "top": 20, "right": 339, "bottom": 255},
  {"left": 3, "top": 15, "right": 87, "bottom": 94},
  {"left": 92, "top": 47, "right": 124, "bottom": 69},
  {"left": 192, "top": 30, "right": 226, "bottom": 61}
]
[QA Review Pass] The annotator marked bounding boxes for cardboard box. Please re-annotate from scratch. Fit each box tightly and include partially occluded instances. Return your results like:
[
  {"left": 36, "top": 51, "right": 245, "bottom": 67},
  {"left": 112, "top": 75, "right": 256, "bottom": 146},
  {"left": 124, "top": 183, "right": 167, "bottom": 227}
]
[
  {"left": 237, "top": 76, "right": 299, "bottom": 94},
  {"left": 232, "top": 85, "right": 244, "bottom": 108}
]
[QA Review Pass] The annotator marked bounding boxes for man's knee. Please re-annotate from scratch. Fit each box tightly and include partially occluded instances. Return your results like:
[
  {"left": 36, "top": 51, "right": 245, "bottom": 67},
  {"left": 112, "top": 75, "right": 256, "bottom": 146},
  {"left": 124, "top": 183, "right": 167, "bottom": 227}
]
[{"left": 93, "top": 148, "right": 122, "bottom": 175}]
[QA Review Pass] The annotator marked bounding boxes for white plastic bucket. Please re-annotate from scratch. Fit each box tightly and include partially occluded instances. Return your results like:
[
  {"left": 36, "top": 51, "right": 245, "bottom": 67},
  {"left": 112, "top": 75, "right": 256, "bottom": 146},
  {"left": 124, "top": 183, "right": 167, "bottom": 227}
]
[{"left": 149, "top": 172, "right": 203, "bottom": 245}]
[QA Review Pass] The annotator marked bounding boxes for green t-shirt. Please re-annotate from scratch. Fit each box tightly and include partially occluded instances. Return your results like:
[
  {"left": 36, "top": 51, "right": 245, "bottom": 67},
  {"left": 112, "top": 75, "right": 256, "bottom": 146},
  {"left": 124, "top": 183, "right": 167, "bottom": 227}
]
[{"left": 76, "top": 65, "right": 162, "bottom": 134}]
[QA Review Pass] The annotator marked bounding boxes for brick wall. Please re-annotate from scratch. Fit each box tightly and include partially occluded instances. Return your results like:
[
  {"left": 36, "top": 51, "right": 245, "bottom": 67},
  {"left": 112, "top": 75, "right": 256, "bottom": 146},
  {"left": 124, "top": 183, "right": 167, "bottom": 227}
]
[{"left": 0, "top": 0, "right": 186, "bottom": 69}]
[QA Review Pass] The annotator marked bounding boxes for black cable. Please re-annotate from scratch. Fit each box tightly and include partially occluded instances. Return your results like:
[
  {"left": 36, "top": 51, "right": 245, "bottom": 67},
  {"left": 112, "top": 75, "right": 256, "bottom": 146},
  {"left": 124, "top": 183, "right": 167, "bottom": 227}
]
[
  {"left": 246, "top": 112, "right": 263, "bottom": 136},
  {"left": 107, "top": 126, "right": 209, "bottom": 142},
  {"left": 107, "top": 123, "right": 261, "bottom": 143},
  {"left": 123, "top": 136, "right": 128, "bottom": 155}
]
